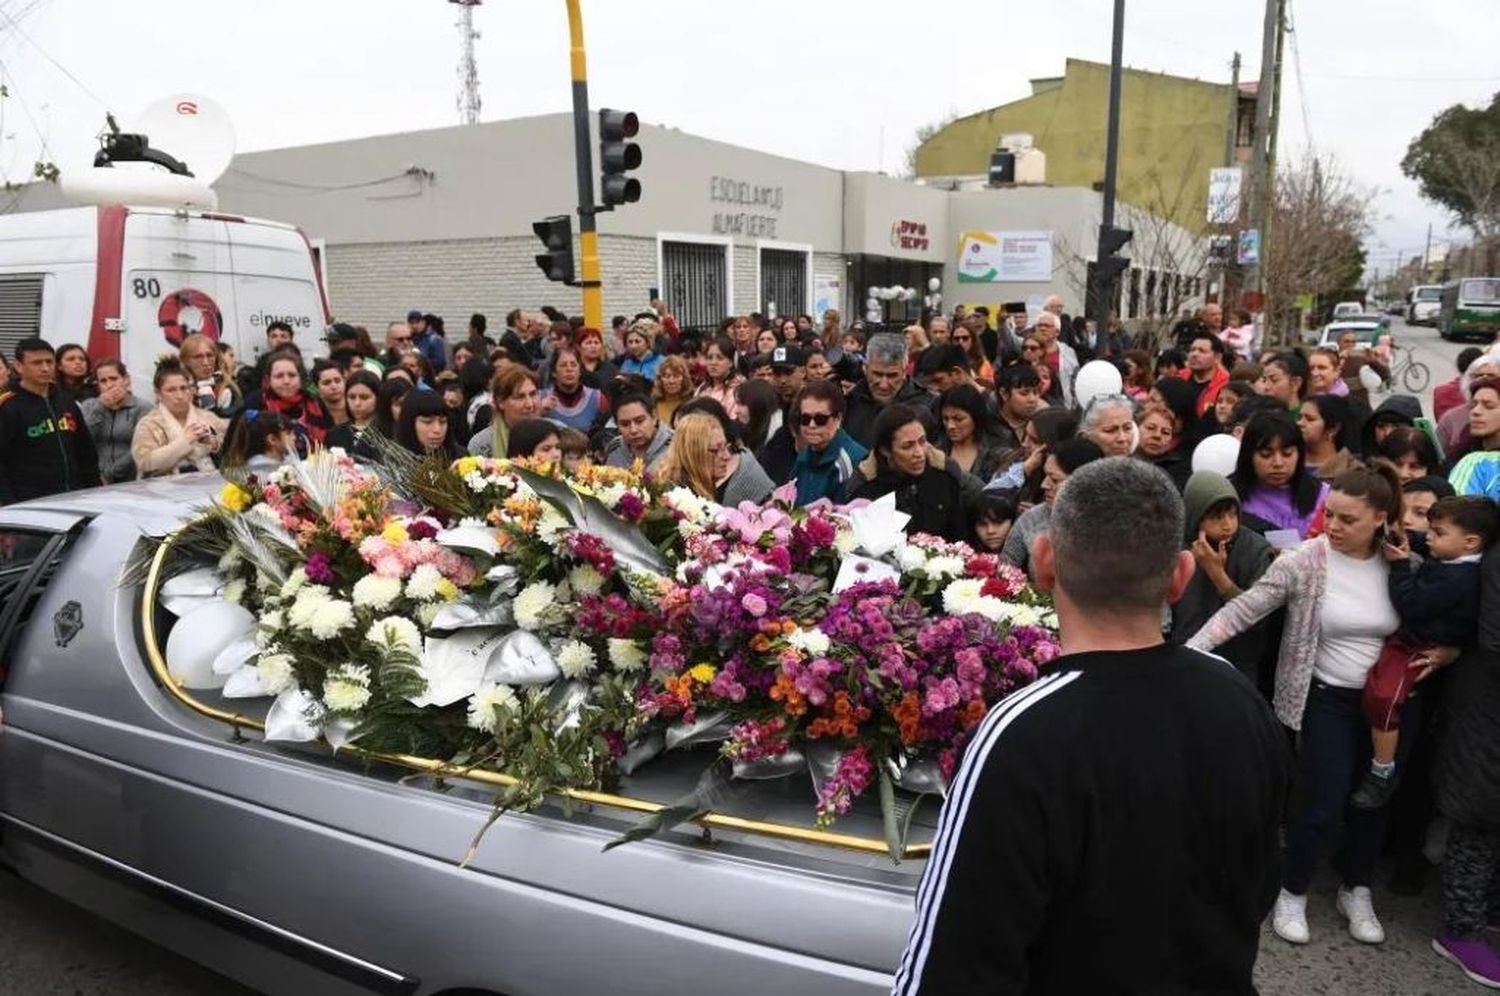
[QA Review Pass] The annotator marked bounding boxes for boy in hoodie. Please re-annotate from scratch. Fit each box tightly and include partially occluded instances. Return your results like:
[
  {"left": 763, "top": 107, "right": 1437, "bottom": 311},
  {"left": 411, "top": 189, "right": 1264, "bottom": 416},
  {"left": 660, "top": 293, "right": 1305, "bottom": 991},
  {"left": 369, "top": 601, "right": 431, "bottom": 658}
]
[
  {"left": 1353, "top": 496, "right": 1497, "bottom": 809},
  {"left": 1170, "top": 470, "right": 1276, "bottom": 681}
]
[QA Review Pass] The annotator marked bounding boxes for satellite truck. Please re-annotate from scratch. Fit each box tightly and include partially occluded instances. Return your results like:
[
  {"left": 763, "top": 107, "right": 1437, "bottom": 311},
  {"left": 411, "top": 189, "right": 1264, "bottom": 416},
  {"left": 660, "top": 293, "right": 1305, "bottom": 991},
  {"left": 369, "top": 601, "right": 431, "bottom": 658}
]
[{"left": 0, "top": 94, "right": 330, "bottom": 376}]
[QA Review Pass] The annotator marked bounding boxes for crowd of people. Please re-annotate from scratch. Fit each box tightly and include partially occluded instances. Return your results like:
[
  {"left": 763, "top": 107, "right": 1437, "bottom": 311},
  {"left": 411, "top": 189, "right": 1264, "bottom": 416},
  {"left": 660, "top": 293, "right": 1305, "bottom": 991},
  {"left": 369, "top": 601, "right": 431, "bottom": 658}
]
[{"left": 5, "top": 292, "right": 1500, "bottom": 987}]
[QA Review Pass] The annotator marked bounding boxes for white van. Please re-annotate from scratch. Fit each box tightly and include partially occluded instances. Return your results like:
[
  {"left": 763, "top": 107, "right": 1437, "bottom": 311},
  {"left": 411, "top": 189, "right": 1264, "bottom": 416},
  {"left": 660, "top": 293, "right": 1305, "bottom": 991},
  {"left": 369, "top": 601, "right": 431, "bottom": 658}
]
[
  {"left": 1407, "top": 284, "right": 1444, "bottom": 326},
  {"left": 0, "top": 204, "right": 330, "bottom": 379}
]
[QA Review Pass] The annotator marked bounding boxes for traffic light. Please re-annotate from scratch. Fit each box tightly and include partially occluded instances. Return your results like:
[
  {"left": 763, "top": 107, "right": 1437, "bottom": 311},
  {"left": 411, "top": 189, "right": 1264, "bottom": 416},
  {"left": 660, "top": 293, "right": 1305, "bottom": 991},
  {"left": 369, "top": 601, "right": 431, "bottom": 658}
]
[
  {"left": 533, "top": 215, "right": 575, "bottom": 285},
  {"left": 599, "top": 108, "right": 642, "bottom": 206},
  {"left": 1089, "top": 224, "right": 1133, "bottom": 320}
]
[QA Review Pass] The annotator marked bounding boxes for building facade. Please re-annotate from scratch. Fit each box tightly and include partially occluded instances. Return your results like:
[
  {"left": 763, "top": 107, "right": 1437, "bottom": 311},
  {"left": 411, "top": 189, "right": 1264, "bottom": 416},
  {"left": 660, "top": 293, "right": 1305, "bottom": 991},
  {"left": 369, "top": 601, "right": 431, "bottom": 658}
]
[
  {"left": 915, "top": 59, "right": 1255, "bottom": 235},
  {"left": 5, "top": 111, "right": 1208, "bottom": 335}
]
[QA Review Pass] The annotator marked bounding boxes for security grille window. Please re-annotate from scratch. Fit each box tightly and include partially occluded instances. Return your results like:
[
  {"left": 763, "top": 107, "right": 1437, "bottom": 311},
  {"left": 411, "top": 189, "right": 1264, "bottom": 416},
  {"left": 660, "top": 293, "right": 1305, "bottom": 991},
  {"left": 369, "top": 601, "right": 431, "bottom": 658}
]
[
  {"left": 0, "top": 274, "right": 44, "bottom": 360},
  {"left": 760, "top": 248, "right": 807, "bottom": 319},
  {"left": 661, "top": 241, "right": 727, "bottom": 331}
]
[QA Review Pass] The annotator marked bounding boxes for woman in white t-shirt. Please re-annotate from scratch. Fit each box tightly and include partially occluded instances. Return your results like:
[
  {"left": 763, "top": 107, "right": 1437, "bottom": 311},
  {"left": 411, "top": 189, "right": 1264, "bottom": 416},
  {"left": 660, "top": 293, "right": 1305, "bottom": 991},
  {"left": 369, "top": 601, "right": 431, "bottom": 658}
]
[{"left": 1189, "top": 461, "right": 1453, "bottom": 948}]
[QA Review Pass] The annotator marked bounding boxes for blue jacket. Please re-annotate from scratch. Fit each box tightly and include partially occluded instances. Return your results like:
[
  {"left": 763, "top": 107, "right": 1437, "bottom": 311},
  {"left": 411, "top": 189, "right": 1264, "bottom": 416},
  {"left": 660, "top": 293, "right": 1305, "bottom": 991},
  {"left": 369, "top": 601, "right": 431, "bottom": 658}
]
[
  {"left": 618, "top": 352, "right": 663, "bottom": 383},
  {"left": 1389, "top": 555, "right": 1483, "bottom": 647},
  {"left": 415, "top": 329, "right": 448, "bottom": 373},
  {"left": 791, "top": 428, "right": 867, "bottom": 506}
]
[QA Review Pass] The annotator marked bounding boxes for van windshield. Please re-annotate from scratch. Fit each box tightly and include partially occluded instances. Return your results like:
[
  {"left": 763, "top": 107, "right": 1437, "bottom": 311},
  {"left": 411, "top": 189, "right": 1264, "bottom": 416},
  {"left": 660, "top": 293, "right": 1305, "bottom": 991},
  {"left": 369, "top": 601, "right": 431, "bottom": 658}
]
[
  {"left": 1416, "top": 287, "right": 1443, "bottom": 301},
  {"left": 1460, "top": 278, "right": 1500, "bottom": 304}
]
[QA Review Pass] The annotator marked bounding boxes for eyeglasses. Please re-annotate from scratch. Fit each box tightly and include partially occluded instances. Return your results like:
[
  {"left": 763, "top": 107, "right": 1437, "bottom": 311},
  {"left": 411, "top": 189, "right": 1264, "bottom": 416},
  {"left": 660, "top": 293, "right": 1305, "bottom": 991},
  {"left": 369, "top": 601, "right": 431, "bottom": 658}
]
[
  {"left": 799, "top": 412, "right": 834, "bottom": 427},
  {"left": 1022, "top": 343, "right": 1043, "bottom": 353}
]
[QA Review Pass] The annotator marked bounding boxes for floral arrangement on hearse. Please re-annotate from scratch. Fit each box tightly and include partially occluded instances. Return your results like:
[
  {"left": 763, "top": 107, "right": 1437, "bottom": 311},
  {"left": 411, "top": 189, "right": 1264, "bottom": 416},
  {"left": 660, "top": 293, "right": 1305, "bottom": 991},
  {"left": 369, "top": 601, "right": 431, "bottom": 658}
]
[{"left": 156, "top": 445, "right": 1059, "bottom": 859}]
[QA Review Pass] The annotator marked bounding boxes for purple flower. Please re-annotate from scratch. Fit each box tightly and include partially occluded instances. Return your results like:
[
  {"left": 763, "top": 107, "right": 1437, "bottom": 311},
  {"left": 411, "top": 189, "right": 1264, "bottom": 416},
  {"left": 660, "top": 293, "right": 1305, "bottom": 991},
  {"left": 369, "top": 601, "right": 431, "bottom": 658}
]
[{"left": 305, "top": 551, "right": 336, "bottom": 585}]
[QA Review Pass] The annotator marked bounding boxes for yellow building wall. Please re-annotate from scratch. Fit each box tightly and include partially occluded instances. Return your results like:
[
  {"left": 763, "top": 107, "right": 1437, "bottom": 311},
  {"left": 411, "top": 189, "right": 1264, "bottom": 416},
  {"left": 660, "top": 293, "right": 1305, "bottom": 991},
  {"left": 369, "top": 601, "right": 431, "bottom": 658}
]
[{"left": 915, "top": 59, "right": 1237, "bottom": 234}]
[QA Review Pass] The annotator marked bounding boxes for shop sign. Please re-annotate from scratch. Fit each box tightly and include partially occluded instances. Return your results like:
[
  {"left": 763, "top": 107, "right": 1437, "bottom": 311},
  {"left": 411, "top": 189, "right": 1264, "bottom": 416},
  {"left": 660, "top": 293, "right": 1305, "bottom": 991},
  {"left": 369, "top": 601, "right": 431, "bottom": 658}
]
[
  {"left": 890, "top": 219, "right": 930, "bottom": 252},
  {"left": 956, "top": 230, "right": 1053, "bottom": 283},
  {"left": 710, "top": 175, "right": 782, "bottom": 239}
]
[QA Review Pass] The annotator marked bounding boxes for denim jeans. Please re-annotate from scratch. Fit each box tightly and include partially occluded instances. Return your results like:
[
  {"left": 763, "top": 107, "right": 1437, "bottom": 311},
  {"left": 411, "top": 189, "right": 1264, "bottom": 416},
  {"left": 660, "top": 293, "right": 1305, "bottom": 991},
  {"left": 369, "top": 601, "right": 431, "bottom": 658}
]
[{"left": 1283, "top": 681, "right": 1420, "bottom": 894}]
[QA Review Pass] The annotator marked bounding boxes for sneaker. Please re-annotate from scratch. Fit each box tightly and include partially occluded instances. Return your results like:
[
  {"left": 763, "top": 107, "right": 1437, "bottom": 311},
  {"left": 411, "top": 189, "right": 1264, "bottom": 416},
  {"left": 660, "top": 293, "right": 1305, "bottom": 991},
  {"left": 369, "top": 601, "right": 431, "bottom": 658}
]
[
  {"left": 1337, "top": 886, "right": 1386, "bottom": 944},
  {"left": 1272, "top": 889, "right": 1310, "bottom": 944},
  {"left": 1434, "top": 933, "right": 1500, "bottom": 988},
  {"left": 1351, "top": 768, "right": 1400, "bottom": 810}
]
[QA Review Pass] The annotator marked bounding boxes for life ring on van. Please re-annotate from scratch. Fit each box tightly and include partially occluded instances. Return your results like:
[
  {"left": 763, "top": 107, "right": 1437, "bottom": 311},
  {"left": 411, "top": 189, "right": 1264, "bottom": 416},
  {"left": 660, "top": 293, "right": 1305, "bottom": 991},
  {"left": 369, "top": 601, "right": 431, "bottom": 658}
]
[{"left": 158, "top": 288, "right": 223, "bottom": 346}]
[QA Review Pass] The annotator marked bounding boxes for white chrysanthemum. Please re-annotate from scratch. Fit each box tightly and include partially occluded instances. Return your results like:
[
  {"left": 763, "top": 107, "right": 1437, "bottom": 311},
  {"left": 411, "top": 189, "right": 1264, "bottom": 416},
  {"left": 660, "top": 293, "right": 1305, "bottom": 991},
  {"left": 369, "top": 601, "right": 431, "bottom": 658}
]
[
  {"left": 537, "top": 505, "right": 571, "bottom": 544},
  {"left": 556, "top": 639, "right": 597, "bottom": 679},
  {"left": 513, "top": 580, "right": 556, "bottom": 631},
  {"left": 352, "top": 574, "right": 402, "bottom": 611},
  {"left": 568, "top": 564, "right": 605, "bottom": 597},
  {"left": 897, "top": 544, "right": 928, "bottom": 572},
  {"left": 607, "top": 638, "right": 646, "bottom": 672},
  {"left": 925, "top": 555, "right": 966, "bottom": 580},
  {"left": 322, "top": 664, "right": 372, "bottom": 712},
  {"left": 596, "top": 482, "right": 627, "bottom": 508},
  {"left": 285, "top": 584, "right": 332, "bottom": 630},
  {"left": 221, "top": 579, "right": 246, "bottom": 604},
  {"left": 466, "top": 682, "right": 518, "bottom": 733},
  {"left": 785, "top": 626, "right": 831, "bottom": 657},
  {"left": 1006, "top": 604, "right": 1042, "bottom": 628},
  {"left": 217, "top": 547, "right": 240, "bottom": 571},
  {"left": 833, "top": 528, "right": 858, "bottom": 556},
  {"left": 256, "top": 651, "right": 296, "bottom": 695},
  {"left": 415, "top": 602, "right": 441, "bottom": 627},
  {"left": 306, "top": 598, "right": 356, "bottom": 639},
  {"left": 941, "top": 578, "right": 983, "bottom": 616},
  {"left": 279, "top": 567, "right": 309, "bottom": 598},
  {"left": 405, "top": 563, "right": 444, "bottom": 602},
  {"left": 366, "top": 615, "right": 423, "bottom": 656}
]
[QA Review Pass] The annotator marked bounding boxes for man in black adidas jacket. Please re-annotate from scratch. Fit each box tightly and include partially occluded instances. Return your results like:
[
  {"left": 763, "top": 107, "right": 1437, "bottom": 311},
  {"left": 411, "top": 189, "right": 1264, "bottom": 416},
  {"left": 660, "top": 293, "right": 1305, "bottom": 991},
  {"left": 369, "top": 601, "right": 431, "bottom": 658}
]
[
  {"left": 893, "top": 458, "right": 1288, "bottom": 996},
  {"left": 0, "top": 338, "right": 101, "bottom": 505}
]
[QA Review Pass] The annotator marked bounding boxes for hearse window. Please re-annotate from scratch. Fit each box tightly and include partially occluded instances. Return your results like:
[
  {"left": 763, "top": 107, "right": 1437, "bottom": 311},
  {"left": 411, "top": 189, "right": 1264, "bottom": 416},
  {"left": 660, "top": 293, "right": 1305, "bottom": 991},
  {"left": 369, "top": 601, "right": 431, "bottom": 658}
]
[{"left": 0, "top": 529, "right": 70, "bottom": 683}]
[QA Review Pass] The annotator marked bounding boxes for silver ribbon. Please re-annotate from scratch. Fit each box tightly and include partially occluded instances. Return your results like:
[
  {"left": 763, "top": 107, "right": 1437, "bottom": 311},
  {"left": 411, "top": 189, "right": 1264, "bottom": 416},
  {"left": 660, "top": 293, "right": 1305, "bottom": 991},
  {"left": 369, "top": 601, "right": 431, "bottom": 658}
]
[
  {"left": 664, "top": 710, "right": 733, "bottom": 750},
  {"left": 513, "top": 467, "right": 669, "bottom": 577},
  {"left": 885, "top": 753, "right": 948, "bottom": 797},
  {"left": 731, "top": 749, "right": 807, "bottom": 780},
  {"left": 617, "top": 732, "right": 665, "bottom": 775},
  {"left": 481, "top": 630, "right": 562, "bottom": 686},
  {"left": 159, "top": 567, "right": 224, "bottom": 616},
  {"left": 805, "top": 740, "right": 843, "bottom": 798},
  {"left": 429, "top": 595, "right": 514, "bottom": 631}
]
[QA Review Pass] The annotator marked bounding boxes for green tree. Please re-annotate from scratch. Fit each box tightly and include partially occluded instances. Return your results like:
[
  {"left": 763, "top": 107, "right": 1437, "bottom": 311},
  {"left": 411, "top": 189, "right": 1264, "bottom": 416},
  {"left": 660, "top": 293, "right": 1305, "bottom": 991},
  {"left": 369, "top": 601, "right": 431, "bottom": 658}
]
[{"left": 1401, "top": 91, "right": 1500, "bottom": 242}]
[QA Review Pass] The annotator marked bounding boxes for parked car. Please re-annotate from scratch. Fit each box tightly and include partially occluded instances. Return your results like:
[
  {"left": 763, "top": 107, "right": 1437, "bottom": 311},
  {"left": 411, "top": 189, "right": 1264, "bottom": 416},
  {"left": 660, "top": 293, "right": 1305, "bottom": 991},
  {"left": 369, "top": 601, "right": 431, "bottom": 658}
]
[
  {"left": 0, "top": 476, "right": 919, "bottom": 996},
  {"left": 1408, "top": 284, "right": 1444, "bottom": 326},
  {"left": 1316, "top": 316, "right": 1389, "bottom": 348},
  {"left": 1331, "top": 301, "right": 1364, "bottom": 320}
]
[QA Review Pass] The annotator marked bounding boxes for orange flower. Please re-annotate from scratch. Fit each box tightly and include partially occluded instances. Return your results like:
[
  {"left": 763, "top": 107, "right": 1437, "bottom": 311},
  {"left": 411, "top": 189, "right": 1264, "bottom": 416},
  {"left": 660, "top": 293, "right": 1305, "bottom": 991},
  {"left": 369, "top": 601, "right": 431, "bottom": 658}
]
[
  {"left": 893, "top": 691, "right": 922, "bottom": 745},
  {"left": 808, "top": 691, "right": 870, "bottom": 739},
  {"left": 769, "top": 673, "right": 807, "bottom": 717},
  {"left": 960, "top": 698, "right": 988, "bottom": 730}
]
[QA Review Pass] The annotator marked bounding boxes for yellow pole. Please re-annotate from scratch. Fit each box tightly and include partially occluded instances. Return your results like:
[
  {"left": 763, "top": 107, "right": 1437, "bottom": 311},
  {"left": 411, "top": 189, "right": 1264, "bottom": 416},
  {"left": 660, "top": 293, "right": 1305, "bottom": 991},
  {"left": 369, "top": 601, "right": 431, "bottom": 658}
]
[{"left": 565, "top": 0, "right": 603, "bottom": 330}]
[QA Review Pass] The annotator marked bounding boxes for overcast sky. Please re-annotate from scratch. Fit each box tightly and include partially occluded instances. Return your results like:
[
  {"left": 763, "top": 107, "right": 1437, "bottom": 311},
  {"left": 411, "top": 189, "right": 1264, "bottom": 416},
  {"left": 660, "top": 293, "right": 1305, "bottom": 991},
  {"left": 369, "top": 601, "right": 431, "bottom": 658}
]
[{"left": 3, "top": 0, "right": 1496, "bottom": 277}]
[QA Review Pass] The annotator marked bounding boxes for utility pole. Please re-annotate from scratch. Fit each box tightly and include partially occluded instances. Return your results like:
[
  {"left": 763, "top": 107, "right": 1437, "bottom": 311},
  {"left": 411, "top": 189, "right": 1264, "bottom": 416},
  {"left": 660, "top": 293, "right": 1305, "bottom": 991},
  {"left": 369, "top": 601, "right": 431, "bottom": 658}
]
[
  {"left": 1248, "top": 0, "right": 1285, "bottom": 337},
  {"left": 449, "top": 0, "right": 482, "bottom": 126},
  {"left": 1422, "top": 222, "right": 1433, "bottom": 277},
  {"left": 564, "top": 0, "right": 603, "bottom": 330},
  {"left": 1089, "top": 0, "right": 1130, "bottom": 356},
  {"left": 1223, "top": 51, "right": 1240, "bottom": 168}
]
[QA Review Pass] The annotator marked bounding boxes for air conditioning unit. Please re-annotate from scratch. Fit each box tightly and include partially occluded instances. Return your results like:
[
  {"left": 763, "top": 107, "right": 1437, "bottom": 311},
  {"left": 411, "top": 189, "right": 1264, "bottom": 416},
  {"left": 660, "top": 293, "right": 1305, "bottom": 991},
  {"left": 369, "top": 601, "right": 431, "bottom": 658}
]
[{"left": 1014, "top": 147, "right": 1047, "bottom": 184}]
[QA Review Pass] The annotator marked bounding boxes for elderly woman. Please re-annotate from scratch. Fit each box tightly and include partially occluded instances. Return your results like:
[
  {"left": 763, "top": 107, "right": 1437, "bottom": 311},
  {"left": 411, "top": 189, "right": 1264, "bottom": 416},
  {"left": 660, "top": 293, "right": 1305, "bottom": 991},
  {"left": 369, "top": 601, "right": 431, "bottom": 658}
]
[
  {"left": 841, "top": 403, "right": 971, "bottom": 542},
  {"left": 1081, "top": 393, "right": 1137, "bottom": 457},
  {"left": 131, "top": 359, "right": 226, "bottom": 477}
]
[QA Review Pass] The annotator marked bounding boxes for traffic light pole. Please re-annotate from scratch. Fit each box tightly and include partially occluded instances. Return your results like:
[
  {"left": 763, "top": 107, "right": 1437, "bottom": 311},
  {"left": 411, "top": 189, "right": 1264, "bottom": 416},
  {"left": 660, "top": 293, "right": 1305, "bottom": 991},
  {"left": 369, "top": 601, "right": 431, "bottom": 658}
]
[
  {"left": 1090, "top": 0, "right": 1126, "bottom": 358},
  {"left": 565, "top": 0, "right": 603, "bottom": 330}
]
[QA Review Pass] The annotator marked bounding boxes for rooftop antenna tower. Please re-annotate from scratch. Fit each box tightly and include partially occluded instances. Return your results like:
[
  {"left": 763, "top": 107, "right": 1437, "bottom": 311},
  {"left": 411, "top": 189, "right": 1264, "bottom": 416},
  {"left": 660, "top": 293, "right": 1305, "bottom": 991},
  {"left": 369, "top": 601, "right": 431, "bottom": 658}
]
[{"left": 450, "top": 0, "right": 482, "bottom": 125}]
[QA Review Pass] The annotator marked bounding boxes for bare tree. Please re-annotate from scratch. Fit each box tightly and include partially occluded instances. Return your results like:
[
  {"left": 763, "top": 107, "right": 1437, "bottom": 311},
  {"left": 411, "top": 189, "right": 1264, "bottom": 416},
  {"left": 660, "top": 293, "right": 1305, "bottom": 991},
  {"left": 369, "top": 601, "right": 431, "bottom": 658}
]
[
  {"left": 1262, "top": 152, "right": 1376, "bottom": 344},
  {"left": 901, "top": 109, "right": 960, "bottom": 180}
]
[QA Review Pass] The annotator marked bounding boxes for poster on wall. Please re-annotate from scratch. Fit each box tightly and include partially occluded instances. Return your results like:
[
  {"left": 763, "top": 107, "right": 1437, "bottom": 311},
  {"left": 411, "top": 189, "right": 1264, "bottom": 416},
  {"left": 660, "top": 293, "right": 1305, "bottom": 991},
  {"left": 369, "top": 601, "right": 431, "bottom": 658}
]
[
  {"left": 814, "top": 273, "right": 842, "bottom": 321},
  {"left": 956, "top": 230, "right": 1054, "bottom": 283}
]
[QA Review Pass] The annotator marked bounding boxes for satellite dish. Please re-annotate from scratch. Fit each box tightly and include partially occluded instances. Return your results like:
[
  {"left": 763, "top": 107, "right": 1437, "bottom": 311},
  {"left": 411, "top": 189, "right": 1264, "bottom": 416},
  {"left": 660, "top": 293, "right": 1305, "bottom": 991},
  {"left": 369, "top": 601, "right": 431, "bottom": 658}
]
[{"left": 128, "top": 94, "right": 236, "bottom": 183}]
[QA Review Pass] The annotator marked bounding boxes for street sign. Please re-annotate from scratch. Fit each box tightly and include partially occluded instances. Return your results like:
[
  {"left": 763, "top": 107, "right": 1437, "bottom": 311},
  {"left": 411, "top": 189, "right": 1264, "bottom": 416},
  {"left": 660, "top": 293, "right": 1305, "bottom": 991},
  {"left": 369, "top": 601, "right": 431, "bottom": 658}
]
[
  {"left": 1208, "top": 167, "right": 1243, "bottom": 224},
  {"left": 1237, "top": 229, "right": 1260, "bottom": 266}
]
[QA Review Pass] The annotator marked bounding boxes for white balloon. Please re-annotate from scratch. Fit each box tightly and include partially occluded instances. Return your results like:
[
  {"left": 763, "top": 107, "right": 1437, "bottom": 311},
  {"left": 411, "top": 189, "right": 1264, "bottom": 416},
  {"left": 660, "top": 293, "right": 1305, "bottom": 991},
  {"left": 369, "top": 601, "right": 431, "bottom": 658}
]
[
  {"left": 866, "top": 286, "right": 879, "bottom": 299},
  {"left": 1191, "top": 434, "right": 1241, "bottom": 476},
  {"left": 866, "top": 309, "right": 883, "bottom": 322},
  {"left": 865, "top": 297, "right": 879, "bottom": 310},
  {"left": 1073, "top": 360, "right": 1125, "bottom": 409},
  {"left": 165, "top": 600, "right": 255, "bottom": 690},
  {"left": 928, "top": 277, "right": 941, "bottom": 292}
]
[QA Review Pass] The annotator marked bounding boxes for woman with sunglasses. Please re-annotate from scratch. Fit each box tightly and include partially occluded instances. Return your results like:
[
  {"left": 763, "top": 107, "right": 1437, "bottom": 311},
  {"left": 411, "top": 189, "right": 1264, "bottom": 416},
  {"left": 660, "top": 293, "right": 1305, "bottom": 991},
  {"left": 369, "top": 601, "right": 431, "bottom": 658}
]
[{"left": 951, "top": 324, "right": 995, "bottom": 387}]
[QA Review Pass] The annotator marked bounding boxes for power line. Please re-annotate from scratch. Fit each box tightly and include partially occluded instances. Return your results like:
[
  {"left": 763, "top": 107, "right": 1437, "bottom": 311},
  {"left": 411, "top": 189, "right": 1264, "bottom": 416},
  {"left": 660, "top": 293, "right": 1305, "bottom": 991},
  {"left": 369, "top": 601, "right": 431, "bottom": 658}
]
[
  {"left": 0, "top": 56, "right": 54, "bottom": 165},
  {"left": 1306, "top": 71, "right": 1500, "bottom": 83},
  {"left": 0, "top": 0, "right": 106, "bottom": 107},
  {"left": 1284, "top": 0, "right": 1314, "bottom": 150}
]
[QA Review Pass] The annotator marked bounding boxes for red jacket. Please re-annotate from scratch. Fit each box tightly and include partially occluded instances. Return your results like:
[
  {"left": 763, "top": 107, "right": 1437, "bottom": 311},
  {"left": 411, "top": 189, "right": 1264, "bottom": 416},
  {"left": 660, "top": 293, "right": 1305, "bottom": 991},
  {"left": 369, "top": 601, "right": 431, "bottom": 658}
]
[
  {"left": 1434, "top": 376, "right": 1466, "bottom": 422},
  {"left": 1179, "top": 365, "right": 1230, "bottom": 417}
]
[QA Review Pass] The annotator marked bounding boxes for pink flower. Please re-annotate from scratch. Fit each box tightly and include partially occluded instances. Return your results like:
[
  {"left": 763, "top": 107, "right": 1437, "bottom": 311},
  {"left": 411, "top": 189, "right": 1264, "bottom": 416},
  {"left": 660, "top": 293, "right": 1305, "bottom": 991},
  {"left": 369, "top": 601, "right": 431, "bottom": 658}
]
[
  {"left": 373, "top": 554, "right": 405, "bottom": 578},
  {"left": 741, "top": 592, "right": 768, "bottom": 617}
]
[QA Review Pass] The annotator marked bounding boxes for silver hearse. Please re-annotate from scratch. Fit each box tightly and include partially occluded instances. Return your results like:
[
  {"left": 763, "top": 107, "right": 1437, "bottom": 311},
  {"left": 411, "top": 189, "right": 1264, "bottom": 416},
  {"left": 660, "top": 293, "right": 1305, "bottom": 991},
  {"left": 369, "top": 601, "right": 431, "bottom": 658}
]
[{"left": 0, "top": 477, "right": 923, "bottom": 995}]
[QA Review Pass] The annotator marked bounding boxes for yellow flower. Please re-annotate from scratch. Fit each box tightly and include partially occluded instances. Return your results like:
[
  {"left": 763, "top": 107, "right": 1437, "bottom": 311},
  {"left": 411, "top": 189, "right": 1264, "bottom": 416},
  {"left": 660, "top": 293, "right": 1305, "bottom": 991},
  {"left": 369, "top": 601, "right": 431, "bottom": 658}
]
[
  {"left": 381, "top": 521, "right": 409, "bottom": 545},
  {"left": 434, "top": 578, "right": 460, "bottom": 601},
  {"left": 454, "top": 456, "right": 480, "bottom": 478},
  {"left": 688, "top": 663, "right": 717, "bottom": 684},
  {"left": 219, "top": 482, "right": 251, "bottom": 513}
]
